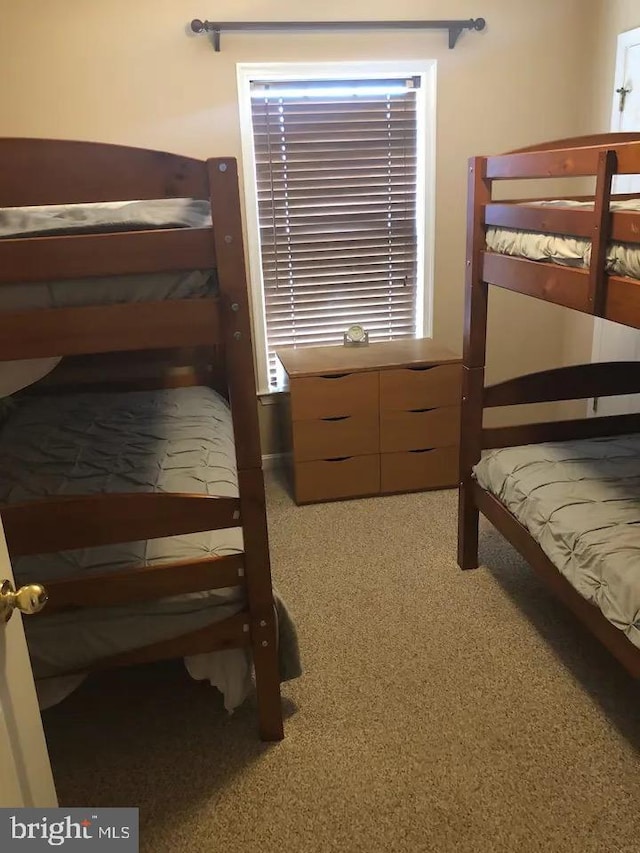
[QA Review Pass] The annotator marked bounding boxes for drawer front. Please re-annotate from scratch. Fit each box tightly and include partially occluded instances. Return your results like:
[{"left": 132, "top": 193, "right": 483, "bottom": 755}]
[
  {"left": 290, "top": 372, "right": 378, "bottom": 421},
  {"left": 380, "top": 363, "right": 462, "bottom": 411},
  {"left": 293, "top": 414, "right": 379, "bottom": 462},
  {"left": 294, "top": 454, "right": 380, "bottom": 503},
  {"left": 380, "top": 406, "right": 460, "bottom": 453},
  {"left": 380, "top": 447, "right": 459, "bottom": 494}
]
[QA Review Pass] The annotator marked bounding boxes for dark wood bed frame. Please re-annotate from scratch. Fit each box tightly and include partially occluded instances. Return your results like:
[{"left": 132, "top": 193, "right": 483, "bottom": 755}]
[
  {"left": 0, "top": 138, "right": 285, "bottom": 740},
  {"left": 458, "top": 132, "right": 640, "bottom": 677}
]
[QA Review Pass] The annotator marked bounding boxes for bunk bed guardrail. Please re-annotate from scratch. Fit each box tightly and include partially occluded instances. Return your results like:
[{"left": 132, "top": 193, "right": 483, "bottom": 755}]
[{"left": 458, "top": 132, "right": 640, "bottom": 681}]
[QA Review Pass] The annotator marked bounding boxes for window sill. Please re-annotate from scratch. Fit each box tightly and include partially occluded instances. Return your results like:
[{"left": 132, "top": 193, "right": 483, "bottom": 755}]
[{"left": 258, "top": 389, "right": 287, "bottom": 404}]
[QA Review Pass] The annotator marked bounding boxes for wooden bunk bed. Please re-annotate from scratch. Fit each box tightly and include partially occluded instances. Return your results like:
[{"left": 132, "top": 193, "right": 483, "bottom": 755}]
[
  {"left": 458, "top": 132, "right": 640, "bottom": 677},
  {"left": 0, "top": 138, "right": 295, "bottom": 741}
]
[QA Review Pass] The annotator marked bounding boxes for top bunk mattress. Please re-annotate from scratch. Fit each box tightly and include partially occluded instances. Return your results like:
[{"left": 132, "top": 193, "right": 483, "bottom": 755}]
[
  {"left": 474, "top": 434, "right": 640, "bottom": 650},
  {"left": 0, "top": 198, "right": 212, "bottom": 238},
  {"left": 486, "top": 198, "right": 640, "bottom": 280},
  {"left": 0, "top": 198, "right": 217, "bottom": 307}
]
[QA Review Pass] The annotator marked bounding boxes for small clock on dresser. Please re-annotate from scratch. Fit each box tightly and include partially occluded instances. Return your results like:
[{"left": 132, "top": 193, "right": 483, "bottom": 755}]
[{"left": 343, "top": 324, "right": 369, "bottom": 346}]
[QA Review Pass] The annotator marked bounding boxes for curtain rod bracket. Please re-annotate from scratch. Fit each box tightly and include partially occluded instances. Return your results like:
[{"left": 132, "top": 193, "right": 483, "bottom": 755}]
[
  {"left": 448, "top": 25, "right": 463, "bottom": 49},
  {"left": 190, "top": 18, "right": 486, "bottom": 52}
]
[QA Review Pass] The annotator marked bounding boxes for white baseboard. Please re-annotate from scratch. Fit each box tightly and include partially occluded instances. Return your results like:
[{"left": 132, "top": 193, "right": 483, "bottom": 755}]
[{"left": 262, "top": 452, "right": 285, "bottom": 471}]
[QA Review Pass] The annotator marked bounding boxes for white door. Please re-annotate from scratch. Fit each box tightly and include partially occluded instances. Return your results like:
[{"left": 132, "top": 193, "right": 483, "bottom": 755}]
[
  {"left": 0, "top": 518, "right": 56, "bottom": 807},
  {"left": 591, "top": 25, "right": 640, "bottom": 416}
]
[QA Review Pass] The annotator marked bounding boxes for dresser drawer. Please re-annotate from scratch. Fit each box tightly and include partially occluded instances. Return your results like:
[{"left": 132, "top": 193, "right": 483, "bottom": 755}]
[
  {"left": 380, "top": 447, "right": 459, "bottom": 494},
  {"left": 379, "top": 363, "right": 462, "bottom": 411},
  {"left": 294, "top": 455, "right": 380, "bottom": 503},
  {"left": 292, "top": 414, "right": 379, "bottom": 462},
  {"left": 290, "top": 372, "right": 378, "bottom": 421},
  {"left": 380, "top": 406, "right": 460, "bottom": 453}
]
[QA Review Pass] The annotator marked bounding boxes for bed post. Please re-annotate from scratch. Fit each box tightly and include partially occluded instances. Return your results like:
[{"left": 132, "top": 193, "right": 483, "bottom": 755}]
[
  {"left": 588, "top": 149, "right": 616, "bottom": 317},
  {"left": 458, "top": 156, "right": 491, "bottom": 570},
  {"left": 207, "top": 158, "right": 284, "bottom": 741}
]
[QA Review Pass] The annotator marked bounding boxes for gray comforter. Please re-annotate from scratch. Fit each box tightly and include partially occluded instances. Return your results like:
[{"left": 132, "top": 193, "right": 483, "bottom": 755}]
[
  {"left": 474, "top": 434, "right": 640, "bottom": 649},
  {"left": 0, "top": 197, "right": 211, "bottom": 238}
]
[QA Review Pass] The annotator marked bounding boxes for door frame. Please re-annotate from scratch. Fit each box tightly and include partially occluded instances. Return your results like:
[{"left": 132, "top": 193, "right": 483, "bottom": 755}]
[
  {"left": 609, "top": 26, "right": 640, "bottom": 134},
  {"left": 590, "top": 25, "right": 640, "bottom": 415}
]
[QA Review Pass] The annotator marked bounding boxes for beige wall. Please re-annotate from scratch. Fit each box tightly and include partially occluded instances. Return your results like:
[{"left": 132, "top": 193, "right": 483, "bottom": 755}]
[{"left": 0, "top": 1, "right": 599, "bottom": 448}]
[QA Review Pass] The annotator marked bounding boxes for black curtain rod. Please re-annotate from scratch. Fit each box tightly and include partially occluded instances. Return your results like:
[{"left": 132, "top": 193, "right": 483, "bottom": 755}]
[{"left": 190, "top": 18, "right": 486, "bottom": 52}]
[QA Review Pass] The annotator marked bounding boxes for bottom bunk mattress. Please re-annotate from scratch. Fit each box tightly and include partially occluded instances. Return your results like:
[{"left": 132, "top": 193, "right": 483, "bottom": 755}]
[
  {"left": 0, "top": 385, "right": 300, "bottom": 708},
  {"left": 474, "top": 434, "right": 640, "bottom": 650}
]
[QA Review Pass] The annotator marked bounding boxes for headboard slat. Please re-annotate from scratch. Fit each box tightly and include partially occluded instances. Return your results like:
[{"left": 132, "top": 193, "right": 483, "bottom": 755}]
[{"left": 0, "top": 138, "right": 209, "bottom": 205}]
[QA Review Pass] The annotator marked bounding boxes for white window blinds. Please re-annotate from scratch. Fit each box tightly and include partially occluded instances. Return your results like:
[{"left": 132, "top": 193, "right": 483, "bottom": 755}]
[{"left": 249, "top": 77, "right": 420, "bottom": 385}]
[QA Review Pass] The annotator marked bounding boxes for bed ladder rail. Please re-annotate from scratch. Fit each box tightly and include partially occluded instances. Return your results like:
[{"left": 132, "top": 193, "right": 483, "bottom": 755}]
[
  {"left": 0, "top": 228, "right": 216, "bottom": 285},
  {"left": 0, "top": 298, "right": 222, "bottom": 361},
  {"left": 588, "top": 149, "right": 616, "bottom": 316},
  {"left": 60, "top": 612, "right": 253, "bottom": 673},
  {"left": 1, "top": 493, "right": 241, "bottom": 557},
  {"left": 36, "top": 554, "right": 246, "bottom": 615}
]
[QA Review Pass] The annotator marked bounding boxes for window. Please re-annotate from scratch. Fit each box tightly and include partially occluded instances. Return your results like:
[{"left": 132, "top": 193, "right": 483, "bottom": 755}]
[{"left": 238, "top": 63, "right": 436, "bottom": 392}]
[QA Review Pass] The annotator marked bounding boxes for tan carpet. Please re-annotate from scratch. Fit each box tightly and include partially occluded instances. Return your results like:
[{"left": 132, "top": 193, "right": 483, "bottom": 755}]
[{"left": 43, "top": 473, "right": 640, "bottom": 853}]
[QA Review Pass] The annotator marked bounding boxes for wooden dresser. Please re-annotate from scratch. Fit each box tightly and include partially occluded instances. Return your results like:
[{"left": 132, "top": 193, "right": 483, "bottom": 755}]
[{"left": 276, "top": 339, "right": 462, "bottom": 504}]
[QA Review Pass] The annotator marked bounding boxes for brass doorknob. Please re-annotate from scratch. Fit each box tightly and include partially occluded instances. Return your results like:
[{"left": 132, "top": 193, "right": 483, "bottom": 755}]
[{"left": 0, "top": 579, "right": 48, "bottom": 623}]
